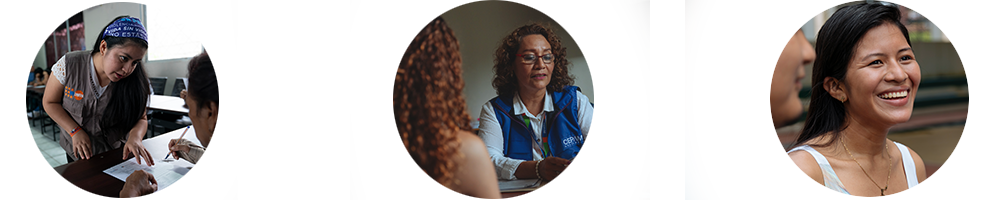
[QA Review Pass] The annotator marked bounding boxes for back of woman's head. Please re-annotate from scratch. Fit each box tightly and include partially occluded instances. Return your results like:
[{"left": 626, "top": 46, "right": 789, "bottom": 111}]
[
  {"left": 187, "top": 48, "right": 239, "bottom": 124},
  {"left": 492, "top": 23, "right": 573, "bottom": 97},
  {"left": 99, "top": 16, "right": 150, "bottom": 136},
  {"left": 350, "top": 2, "right": 407, "bottom": 199},
  {"left": 394, "top": 17, "right": 469, "bottom": 185},
  {"left": 792, "top": 1, "right": 910, "bottom": 149}
]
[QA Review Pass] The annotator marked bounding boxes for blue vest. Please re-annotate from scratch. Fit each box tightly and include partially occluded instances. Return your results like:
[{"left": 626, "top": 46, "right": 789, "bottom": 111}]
[{"left": 490, "top": 86, "right": 584, "bottom": 161}]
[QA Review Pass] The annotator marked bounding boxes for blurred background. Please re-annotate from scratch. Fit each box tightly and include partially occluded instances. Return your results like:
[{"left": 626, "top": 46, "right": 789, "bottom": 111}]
[
  {"left": 775, "top": 3, "right": 967, "bottom": 178},
  {"left": 26, "top": 2, "right": 206, "bottom": 167},
  {"left": 351, "top": 0, "right": 656, "bottom": 158}
]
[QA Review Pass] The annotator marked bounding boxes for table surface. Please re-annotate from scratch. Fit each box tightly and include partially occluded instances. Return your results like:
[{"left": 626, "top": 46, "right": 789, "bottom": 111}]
[
  {"left": 149, "top": 95, "right": 188, "bottom": 114},
  {"left": 27, "top": 85, "right": 46, "bottom": 94},
  {"left": 500, "top": 160, "right": 642, "bottom": 200},
  {"left": 53, "top": 127, "right": 201, "bottom": 197}
]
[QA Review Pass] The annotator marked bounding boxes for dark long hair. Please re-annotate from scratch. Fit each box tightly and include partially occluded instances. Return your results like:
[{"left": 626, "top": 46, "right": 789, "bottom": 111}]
[
  {"left": 188, "top": 47, "right": 239, "bottom": 124},
  {"left": 492, "top": 23, "right": 573, "bottom": 97},
  {"left": 791, "top": 2, "right": 911, "bottom": 149},
  {"left": 350, "top": 2, "right": 408, "bottom": 200},
  {"left": 94, "top": 16, "right": 151, "bottom": 137}
]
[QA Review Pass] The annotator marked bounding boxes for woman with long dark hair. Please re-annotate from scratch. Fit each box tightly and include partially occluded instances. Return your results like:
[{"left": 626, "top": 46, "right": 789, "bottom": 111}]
[
  {"left": 787, "top": 2, "right": 927, "bottom": 196},
  {"left": 42, "top": 16, "right": 154, "bottom": 166}
]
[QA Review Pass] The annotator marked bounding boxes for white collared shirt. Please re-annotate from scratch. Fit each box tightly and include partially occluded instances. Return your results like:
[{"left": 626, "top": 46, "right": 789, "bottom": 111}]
[{"left": 478, "top": 91, "right": 593, "bottom": 180}]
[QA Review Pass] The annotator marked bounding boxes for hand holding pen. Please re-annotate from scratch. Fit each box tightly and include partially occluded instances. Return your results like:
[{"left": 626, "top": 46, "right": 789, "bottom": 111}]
[{"left": 165, "top": 126, "right": 190, "bottom": 160}]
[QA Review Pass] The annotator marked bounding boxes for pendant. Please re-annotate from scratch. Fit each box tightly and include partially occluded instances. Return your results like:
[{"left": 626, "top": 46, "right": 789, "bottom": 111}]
[{"left": 880, "top": 187, "right": 887, "bottom": 196}]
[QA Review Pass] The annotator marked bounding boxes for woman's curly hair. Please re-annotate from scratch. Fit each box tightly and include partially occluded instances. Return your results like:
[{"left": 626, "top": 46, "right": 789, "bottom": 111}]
[
  {"left": 492, "top": 23, "right": 573, "bottom": 97},
  {"left": 350, "top": 2, "right": 407, "bottom": 199},
  {"left": 394, "top": 17, "right": 471, "bottom": 186}
]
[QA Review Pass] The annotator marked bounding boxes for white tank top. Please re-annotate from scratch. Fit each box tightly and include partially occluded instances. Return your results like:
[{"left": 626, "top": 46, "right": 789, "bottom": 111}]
[{"left": 787, "top": 141, "right": 918, "bottom": 195}]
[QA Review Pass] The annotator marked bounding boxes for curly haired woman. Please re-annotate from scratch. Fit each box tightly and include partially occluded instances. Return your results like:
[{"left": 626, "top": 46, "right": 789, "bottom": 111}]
[
  {"left": 394, "top": 17, "right": 500, "bottom": 198},
  {"left": 478, "top": 23, "right": 594, "bottom": 182}
]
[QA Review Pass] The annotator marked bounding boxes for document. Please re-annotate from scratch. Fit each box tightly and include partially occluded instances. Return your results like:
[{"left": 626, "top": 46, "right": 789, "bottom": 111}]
[
  {"left": 498, "top": 179, "right": 542, "bottom": 192},
  {"left": 103, "top": 159, "right": 192, "bottom": 191},
  {"left": 618, "top": 94, "right": 639, "bottom": 138}
]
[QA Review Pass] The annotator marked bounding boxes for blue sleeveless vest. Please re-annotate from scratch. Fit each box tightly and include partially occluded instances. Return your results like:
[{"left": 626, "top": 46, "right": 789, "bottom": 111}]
[{"left": 489, "top": 86, "right": 584, "bottom": 161}]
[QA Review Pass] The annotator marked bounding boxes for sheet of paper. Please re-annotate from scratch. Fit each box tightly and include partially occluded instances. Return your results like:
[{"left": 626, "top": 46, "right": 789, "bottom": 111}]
[
  {"left": 103, "top": 159, "right": 192, "bottom": 191},
  {"left": 604, "top": 165, "right": 623, "bottom": 186},
  {"left": 498, "top": 179, "right": 541, "bottom": 192},
  {"left": 618, "top": 94, "right": 639, "bottom": 138}
]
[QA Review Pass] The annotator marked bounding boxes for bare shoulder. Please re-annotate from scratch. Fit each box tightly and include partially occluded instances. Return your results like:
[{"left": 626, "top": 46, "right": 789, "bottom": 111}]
[
  {"left": 457, "top": 131, "right": 487, "bottom": 155},
  {"left": 788, "top": 149, "right": 824, "bottom": 185},
  {"left": 452, "top": 130, "right": 501, "bottom": 198},
  {"left": 902, "top": 145, "right": 927, "bottom": 183}
]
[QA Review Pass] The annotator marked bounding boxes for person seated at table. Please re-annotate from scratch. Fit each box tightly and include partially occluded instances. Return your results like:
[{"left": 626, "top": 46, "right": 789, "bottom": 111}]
[
  {"left": 477, "top": 23, "right": 593, "bottom": 182},
  {"left": 167, "top": 130, "right": 206, "bottom": 164},
  {"left": 394, "top": 17, "right": 501, "bottom": 198},
  {"left": 42, "top": 16, "right": 154, "bottom": 166},
  {"left": 30, "top": 67, "right": 49, "bottom": 86},
  {"left": 119, "top": 48, "right": 239, "bottom": 199}
]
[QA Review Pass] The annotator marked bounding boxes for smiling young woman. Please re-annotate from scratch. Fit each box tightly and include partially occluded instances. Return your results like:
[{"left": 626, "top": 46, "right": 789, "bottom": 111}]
[{"left": 786, "top": 2, "right": 927, "bottom": 196}]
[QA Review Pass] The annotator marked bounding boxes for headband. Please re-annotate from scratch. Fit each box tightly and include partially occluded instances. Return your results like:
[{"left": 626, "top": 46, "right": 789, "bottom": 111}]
[{"left": 102, "top": 17, "right": 147, "bottom": 42}]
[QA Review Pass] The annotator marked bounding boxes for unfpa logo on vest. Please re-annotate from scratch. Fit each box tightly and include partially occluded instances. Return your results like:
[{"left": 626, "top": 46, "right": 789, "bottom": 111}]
[{"left": 64, "top": 86, "right": 83, "bottom": 101}]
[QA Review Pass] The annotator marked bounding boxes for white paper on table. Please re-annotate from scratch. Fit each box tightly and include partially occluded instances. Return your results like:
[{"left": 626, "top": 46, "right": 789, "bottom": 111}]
[
  {"left": 618, "top": 94, "right": 639, "bottom": 138},
  {"left": 604, "top": 165, "right": 623, "bottom": 186},
  {"left": 103, "top": 158, "right": 193, "bottom": 191},
  {"left": 498, "top": 179, "right": 541, "bottom": 191}
]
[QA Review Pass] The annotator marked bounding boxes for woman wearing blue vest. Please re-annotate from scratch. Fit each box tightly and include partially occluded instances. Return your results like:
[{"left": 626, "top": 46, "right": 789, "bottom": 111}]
[{"left": 477, "top": 23, "right": 594, "bottom": 181}]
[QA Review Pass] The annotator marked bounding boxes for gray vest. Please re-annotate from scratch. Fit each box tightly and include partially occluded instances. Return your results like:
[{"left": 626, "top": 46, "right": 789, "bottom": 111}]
[{"left": 59, "top": 50, "right": 125, "bottom": 161}]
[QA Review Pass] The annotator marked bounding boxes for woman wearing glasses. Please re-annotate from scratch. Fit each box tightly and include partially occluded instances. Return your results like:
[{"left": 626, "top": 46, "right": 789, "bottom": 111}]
[{"left": 478, "top": 23, "right": 593, "bottom": 182}]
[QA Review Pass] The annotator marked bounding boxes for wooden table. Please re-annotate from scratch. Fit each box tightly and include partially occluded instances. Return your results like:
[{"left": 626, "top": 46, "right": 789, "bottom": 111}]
[
  {"left": 53, "top": 127, "right": 201, "bottom": 197},
  {"left": 500, "top": 160, "right": 642, "bottom": 200}
]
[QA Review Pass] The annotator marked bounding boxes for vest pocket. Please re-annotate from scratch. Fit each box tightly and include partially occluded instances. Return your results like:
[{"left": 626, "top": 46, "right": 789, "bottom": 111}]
[{"left": 507, "top": 136, "right": 533, "bottom": 160}]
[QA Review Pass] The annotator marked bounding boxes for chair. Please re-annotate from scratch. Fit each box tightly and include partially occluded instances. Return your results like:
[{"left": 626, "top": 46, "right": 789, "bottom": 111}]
[
  {"left": 149, "top": 77, "right": 167, "bottom": 95},
  {"left": 171, "top": 77, "right": 187, "bottom": 97}
]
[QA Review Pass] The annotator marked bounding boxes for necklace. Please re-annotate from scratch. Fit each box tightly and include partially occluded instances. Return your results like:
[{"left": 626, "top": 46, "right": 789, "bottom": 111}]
[{"left": 841, "top": 137, "right": 893, "bottom": 196}]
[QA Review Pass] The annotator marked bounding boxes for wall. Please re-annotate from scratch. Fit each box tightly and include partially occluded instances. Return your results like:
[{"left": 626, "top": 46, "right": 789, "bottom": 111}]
[
  {"left": 33, "top": 46, "right": 46, "bottom": 69},
  {"left": 82, "top": 3, "right": 193, "bottom": 95},
  {"left": 145, "top": 57, "right": 191, "bottom": 96},
  {"left": 83, "top": 3, "right": 145, "bottom": 52},
  {"left": 439, "top": 1, "right": 594, "bottom": 120}
]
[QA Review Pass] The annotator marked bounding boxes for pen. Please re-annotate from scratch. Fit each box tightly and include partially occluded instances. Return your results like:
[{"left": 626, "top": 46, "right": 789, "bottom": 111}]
[{"left": 165, "top": 125, "right": 191, "bottom": 159}]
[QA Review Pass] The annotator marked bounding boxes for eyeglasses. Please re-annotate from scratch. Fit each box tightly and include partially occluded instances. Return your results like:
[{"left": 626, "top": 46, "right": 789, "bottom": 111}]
[{"left": 516, "top": 53, "right": 554, "bottom": 65}]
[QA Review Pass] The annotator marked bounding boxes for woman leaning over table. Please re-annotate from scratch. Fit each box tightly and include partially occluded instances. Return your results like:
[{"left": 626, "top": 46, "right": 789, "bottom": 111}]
[
  {"left": 42, "top": 16, "right": 154, "bottom": 166},
  {"left": 120, "top": 48, "right": 239, "bottom": 199},
  {"left": 787, "top": 2, "right": 927, "bottom": 196},
  {"left": 478, "top": 23, "right": 593, "bottom": 182}
]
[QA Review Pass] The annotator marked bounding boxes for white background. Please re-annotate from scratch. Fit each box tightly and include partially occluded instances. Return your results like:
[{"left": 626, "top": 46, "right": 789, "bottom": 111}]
[{"left": 5, "top": 0, "right": 992, "bottom": 199}]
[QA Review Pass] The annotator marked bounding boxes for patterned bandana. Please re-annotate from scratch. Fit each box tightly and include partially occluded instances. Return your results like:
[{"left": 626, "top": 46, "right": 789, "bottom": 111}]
[{"left": 102, "top": 17, "right": 147, "bottom": 42}]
